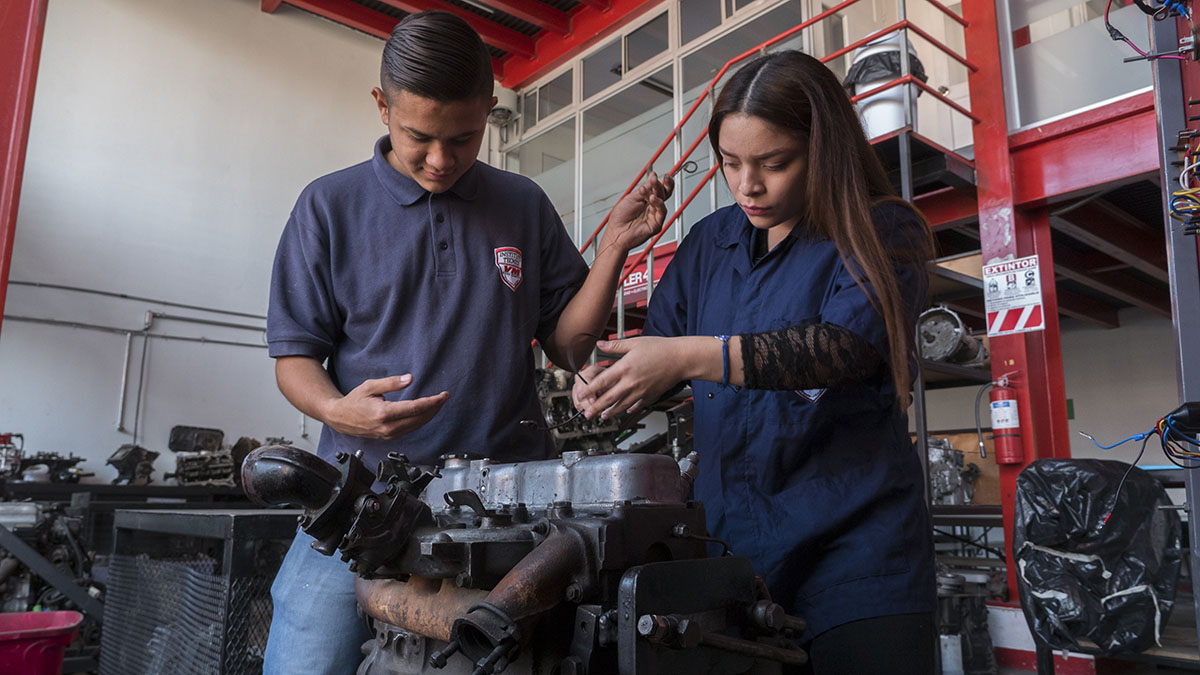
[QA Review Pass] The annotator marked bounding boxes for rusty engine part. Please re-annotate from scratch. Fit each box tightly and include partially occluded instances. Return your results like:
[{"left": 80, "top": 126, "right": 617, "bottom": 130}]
[
  {"left": 242, "top": 446, "right": 807, "bottom": 675},
  {"left": 106, "top": 444, "right": 158, "bottom": 485}
]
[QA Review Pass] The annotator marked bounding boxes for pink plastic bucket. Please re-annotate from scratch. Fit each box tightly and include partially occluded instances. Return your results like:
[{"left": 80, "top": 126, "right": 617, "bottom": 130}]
[{"left": 0, "top": 611, "right": 83, "bottom": 675}]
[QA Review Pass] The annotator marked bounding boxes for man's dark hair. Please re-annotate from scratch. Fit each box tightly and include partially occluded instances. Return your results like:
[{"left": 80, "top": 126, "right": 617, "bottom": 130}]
[{"left": 381, "top": 11, "right": 494, "bottom": 102}]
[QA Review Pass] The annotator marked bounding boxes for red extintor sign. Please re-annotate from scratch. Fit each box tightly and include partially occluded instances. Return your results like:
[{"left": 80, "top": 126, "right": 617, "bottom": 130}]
[
  {"left": 982, "top": 255, "right": 1045, "bottom": 337},
  {"left": 494, "top": 247, "right": 523, "bottom": 291}
]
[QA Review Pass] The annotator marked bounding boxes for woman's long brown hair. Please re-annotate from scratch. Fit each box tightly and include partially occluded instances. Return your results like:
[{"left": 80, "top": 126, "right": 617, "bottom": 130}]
[{"left": 708, "top": 50, "right": 934, "bottom": 406}]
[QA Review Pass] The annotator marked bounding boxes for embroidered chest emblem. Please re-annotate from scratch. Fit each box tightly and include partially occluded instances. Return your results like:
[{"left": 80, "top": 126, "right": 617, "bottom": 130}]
[
  {"left": 795, "top": 388, "right": 826, "bottom": 402},
  {"left": 494, "top": 247, "right": 523, "bottom": 291}
]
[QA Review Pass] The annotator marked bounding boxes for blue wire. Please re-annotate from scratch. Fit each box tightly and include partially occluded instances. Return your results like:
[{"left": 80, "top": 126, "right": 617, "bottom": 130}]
[
  {"left": 1083, "top": 428, "right": 1157, "bottom": 450},
  {"left": 1166, "top": 415, "right": 1200, "bottom": 446}
]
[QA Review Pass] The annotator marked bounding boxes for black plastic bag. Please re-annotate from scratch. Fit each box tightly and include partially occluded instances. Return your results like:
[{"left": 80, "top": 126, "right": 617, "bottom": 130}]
[
  {"left": 1013, "top": 459, "right": 1182, "bottom": 655},
  {"left": 842, "top": 51, "right": 928, "bottom": 93}
]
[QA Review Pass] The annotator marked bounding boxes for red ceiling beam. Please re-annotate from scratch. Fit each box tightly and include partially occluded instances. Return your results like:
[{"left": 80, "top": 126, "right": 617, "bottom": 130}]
[
  {"left": 1, "top": 0, "right": 49, "bottom": 340},
  {"left": 1052, "top": 288, "right": 1120, "bottom": 329},
  {"left": 374, "top": 0, "right": 536, "bottom": 58},
  {"left": 267, "top": 0, "right": 395, "bottom": 37},
  {"left": 1052, "top": 246, "right": 1171, "bottom": 317},
  {"left": 914, "top": 186, "right": 977, "bottom": 230},
  {"left": 483, "top": 0, "right": 570, "bottom": 36},
  {"left": 1049, "top": 206, "right": 1169, "bottom": 282},
  {"left": 1009, "top": 92, "right": 1159, "bottom": 206},
  {"left": 499, "top": 0, "right": 663, "bottom": 89},
  {"left": 574, "top": 0, "right": 611, "bottom": 10},
  {"left": 267, "top": 0, "right": 503, "bottom": 77}
]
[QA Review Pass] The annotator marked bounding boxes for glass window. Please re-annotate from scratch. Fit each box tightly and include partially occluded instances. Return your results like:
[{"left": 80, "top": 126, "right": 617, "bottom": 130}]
[
  {"left": 539, "top": 70, "right": 572, "bottom": 120},
  {"left": 583, "top": 40, "right": 622, "bottom": 99},
  {"left": 1007, "top": 0, "right": 1152, "bottom": 127},
  {"left": 817, "top": 4, "right": 848, "bottom": 80},
  {"left": 506, "top": 119, "right": 576, "bottom": 237},
  {"left": 521, "top": 91, "right": 536, "bottom": 132},
  {"left": 677, "top": 86, "right": 713, "bottom": 241},
  {"left": 627, "top": 13, "right": 669, "bottom": 72},
  {"left": 580, "top": 66, "right": 675, "bottom": 262},
  {"left": 681, "top": 1, "right": 805, "bottom": 93},
  {"left": 680, "top": 0, "right": 721, "bottom": 45}
]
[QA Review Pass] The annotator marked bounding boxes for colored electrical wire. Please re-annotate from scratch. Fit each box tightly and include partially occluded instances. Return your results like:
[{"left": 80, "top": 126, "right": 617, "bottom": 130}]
[
  {"left": 1103, "top": 433, "right": 1154, "bottom": 525},
  {"left": 1106, "top": 0, "right": 1189, "bottom": 60},
  {"left": 1094, "top": 404, "right": 1200, "bottom": 525},
  {"left": 1078, "top": 427, "right": 1156, "bottom": 450}
]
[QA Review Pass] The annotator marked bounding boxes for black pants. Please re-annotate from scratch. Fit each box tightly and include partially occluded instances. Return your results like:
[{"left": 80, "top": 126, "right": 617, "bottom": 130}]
[{"left": 790, "top": 612, "right": 936, "bottom": 675}]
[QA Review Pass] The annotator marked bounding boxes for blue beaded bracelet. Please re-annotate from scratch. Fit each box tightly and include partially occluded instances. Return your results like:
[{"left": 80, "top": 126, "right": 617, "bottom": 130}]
[{"left": 715, "top": 335, "right": 731, "bottom": 387}]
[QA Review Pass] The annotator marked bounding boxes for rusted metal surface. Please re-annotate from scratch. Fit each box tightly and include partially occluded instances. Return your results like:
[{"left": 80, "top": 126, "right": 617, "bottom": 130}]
[
  {"left": 356, "top": 575, "right": 488, "bottom": 642},
  {"left": 482, "top": 526, "right": 589, "bottom": 621}
]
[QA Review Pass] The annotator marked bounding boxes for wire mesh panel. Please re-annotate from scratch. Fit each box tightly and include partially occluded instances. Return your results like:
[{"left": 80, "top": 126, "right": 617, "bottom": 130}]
[
  {"left": 100, "top": 510, "right": 298, "bottom": 675},
  {"left": 224, "top": 575, "right": 275, "bottom": 673},
  {"left": 100, "top": 555, "right": 228, "bottom": 675}
]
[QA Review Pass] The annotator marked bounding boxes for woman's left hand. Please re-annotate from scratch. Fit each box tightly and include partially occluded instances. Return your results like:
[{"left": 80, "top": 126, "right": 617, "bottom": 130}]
[{"left": 576, "top": 336, "right": 686, "bottom": 420}]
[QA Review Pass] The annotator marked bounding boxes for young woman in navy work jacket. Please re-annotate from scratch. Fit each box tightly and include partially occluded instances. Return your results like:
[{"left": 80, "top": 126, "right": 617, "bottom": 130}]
[{"left": 573, "top": 50, "right": 937, "bottom": 674}]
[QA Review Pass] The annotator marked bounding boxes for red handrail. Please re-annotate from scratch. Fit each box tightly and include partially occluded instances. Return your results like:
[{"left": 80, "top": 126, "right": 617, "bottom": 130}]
[
  {"left": 577, "top": 2, "right": 978, "bottom": 287},
  {"left": 849, "top": 74, "right": 979, "bottom": 123},
  {"left": 577, "top": 0, "right": 869, "bottom": 255},
  {"left": 924, "top": 0, "right": 968, "bottom": 28},
  {"left": 620, "top": 163, "right": 721, "bottom": 285}
]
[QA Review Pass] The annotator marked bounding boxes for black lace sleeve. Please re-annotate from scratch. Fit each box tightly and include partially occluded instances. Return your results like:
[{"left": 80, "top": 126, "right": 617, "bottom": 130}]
[{"left": 739, "top": 322, "right": 883, "bottom": 390}]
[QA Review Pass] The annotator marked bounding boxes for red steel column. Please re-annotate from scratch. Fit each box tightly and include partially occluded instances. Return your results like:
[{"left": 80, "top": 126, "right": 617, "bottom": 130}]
[
  {"left": 0, "top": 0, "right": 49, "bottom": 338},
  {"left": 963, "top": 1, "right": 1071, "bottom": 602}
]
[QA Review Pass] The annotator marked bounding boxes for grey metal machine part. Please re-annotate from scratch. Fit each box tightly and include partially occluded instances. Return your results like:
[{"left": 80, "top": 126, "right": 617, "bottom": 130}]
[{"left": 242, "top": 446, "right": 808, "bottom": 675}]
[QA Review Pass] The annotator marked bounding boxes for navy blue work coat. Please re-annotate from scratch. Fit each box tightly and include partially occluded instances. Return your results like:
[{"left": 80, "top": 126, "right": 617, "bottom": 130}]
[{"left": 643, "top": 202, "right": 936, "bottom": 638}]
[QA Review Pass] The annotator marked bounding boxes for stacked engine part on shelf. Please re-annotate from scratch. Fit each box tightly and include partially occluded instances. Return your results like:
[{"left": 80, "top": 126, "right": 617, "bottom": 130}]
[
  {"left": 106, "top": 444, "right": 159, "bottom": 486},
  {"left": 936, "top": 567, "right": 999, "bottom": 675},
  {"left": 918, "top": 307, "right": 989, "bottom": 368},
  {"left": 160, "top": 425, "right": 286, "bottom": 486},
  {"left": 243, "top": 445, "right": 807, "bottom": 675},
  {"left": 927, "top": 437, "right": 979, "bottom": 506},
  {"left": 0, "top": 433, "right": 94, "bottom": 484}
]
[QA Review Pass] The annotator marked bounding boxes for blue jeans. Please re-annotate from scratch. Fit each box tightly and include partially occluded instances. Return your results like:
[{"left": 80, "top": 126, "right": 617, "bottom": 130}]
[{"left": 264, "top": 531, "right": 372, "bottom": 675}]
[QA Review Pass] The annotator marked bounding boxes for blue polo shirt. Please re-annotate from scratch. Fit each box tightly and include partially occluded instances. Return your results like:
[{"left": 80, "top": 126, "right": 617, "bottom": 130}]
[
  {"left": 267, "top": 136, "right": 588, "bottom": 469},
  {"left": 644, "top": 202, "right": 935, "bottom": 638}
]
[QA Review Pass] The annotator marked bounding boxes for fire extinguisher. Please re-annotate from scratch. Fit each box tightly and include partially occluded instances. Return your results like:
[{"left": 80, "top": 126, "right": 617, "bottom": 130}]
[{"left": 989, "top": 377, "right": 1023, "bottom": 464}]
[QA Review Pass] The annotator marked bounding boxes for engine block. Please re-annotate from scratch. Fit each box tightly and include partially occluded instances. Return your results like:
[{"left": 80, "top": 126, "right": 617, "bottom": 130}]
[{"left": 243, "top": 446, "right": 806, "bottom": 675}]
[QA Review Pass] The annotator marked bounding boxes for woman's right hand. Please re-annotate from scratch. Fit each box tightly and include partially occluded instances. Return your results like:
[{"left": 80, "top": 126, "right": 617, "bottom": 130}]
[
  {"left": 572, "top": 365, "right": 607, "bottom": 411},
  {"left": 600, "top": 172, "right": 674, "bottom": 254}
]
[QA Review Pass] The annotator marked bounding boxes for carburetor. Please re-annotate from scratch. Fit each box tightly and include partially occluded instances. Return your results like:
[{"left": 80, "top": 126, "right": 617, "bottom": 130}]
[{"left": 242, "top": 446, "right": 807, "bottom": 675}]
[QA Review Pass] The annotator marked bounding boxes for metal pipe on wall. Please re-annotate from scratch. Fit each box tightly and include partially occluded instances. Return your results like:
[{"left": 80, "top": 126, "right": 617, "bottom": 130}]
[
  {"left": 5, "top": 312, "right": 268, "bottom": 444},
  {"left": 4, "top": 314, "right": 267, "bottom": 349},
  {"left": 117, "top": 332, "right": 132, "bottom": 431},
  {"left": 148, "top": 311, "right": 265, "bottom": 333},
  {"left": 10, "top": 280, "right": 266, "bottom": 320}
]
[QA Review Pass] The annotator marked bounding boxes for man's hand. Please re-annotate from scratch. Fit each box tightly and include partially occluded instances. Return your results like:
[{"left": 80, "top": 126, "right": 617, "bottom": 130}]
[
  {"left": 600, "top": 172, "right": 675, "bottom": 254},
  {"left": 323, "top": 374, "right": 450, "bottom": 439},
  {"left": 574, "top": 337, "right": 687, "bottom": 420}
]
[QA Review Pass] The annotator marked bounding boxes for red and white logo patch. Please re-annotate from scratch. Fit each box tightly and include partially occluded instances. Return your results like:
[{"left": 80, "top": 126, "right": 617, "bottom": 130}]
[
  {"left": 795, "top": 388, "right": 826, "bottom": 402},
  {"left": 494, "top": 247, "right": 523, "bottom": 291}
]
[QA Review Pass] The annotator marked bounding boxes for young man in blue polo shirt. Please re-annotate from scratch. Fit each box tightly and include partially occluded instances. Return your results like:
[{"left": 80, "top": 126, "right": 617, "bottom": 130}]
[{"left": 262, "top": 11, "right": 671, "bottom": 674}]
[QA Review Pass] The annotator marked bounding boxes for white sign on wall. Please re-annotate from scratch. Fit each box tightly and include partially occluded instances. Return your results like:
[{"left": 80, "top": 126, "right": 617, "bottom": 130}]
[{"left": 982, "top": 255, "right": 1045, "bottom": 337}]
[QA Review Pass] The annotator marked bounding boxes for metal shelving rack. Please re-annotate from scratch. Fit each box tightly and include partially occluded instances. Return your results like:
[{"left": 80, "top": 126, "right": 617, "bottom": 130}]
[{"left": 1151, "top": 13, "right": 1200, "bottom": 655}]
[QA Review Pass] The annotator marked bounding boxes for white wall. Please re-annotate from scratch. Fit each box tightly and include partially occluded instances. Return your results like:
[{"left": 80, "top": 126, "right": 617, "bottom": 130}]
[
  {"left": 917, "top": 309, "right": 1181, "bottom": 468},
  {"left": 1, "top": 0, "right": 395, "bottom": 482}
]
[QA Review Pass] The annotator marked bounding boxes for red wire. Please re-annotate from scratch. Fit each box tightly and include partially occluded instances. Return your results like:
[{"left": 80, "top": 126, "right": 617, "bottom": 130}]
[{"left": 1105, "top": 0, "right": 1188, "bottom": 59}]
